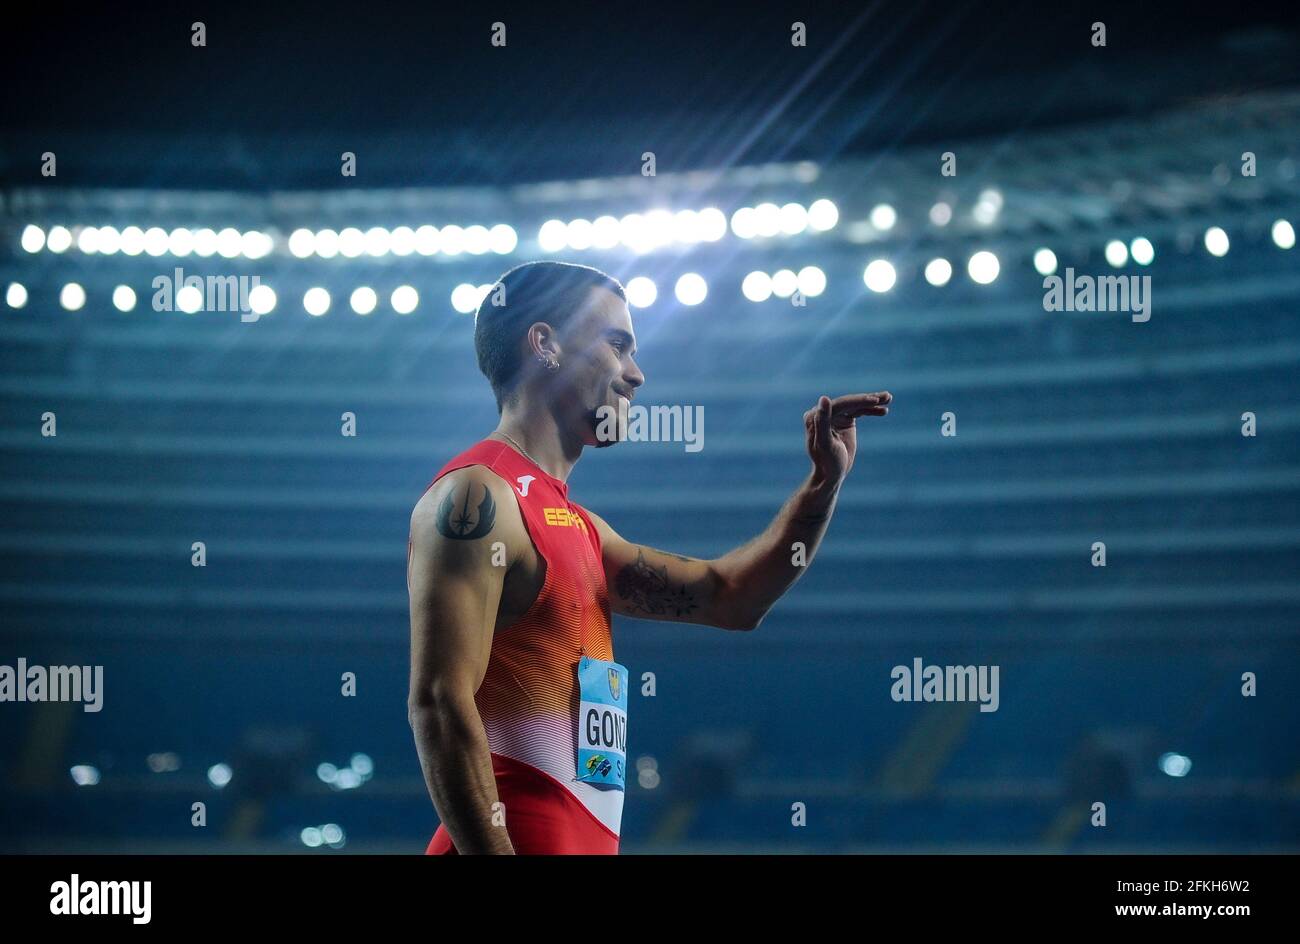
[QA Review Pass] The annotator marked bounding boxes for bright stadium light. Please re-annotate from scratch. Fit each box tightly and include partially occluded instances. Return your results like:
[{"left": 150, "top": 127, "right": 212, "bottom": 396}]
[
  {"left": 97, "top": 226, "right": 121, "bottom": 254},
  {"left": 697, "top": 207, "right": 728, "bottom": 241},
  {"left": 1204, "top": 226, "right": 1229, "bottom": 257},
  {"left": 60, "top": 283, "right": 86, "bottom": 311},
  {"left": 489, "top": 223, "right": 518, "bottom": 254},
  {"left": 730, "top": 206, "right": 758, "bottom": 239},
  {"left": 566, "top": 218, "right": 594, "bottom": 251},
  {"left": 145, "top": 227, "right": 170, "bottom": 257},
  {"left": 7, "top": 283, "right": 29, "bottom": 308},
  {"left": 112, "top": 285, "right": 137, "bottom": 312},
  {"left": 176, "top": 285, "right": 203, "bottom": 314},
  {"left": 21, "top": 224, "right": 46, "bottom": 253},
  {"left": 770, "top": 269, "right": 798, "bottom": 298},
  {"left": 796, "top": 265, "right": 826, "bottom": 297},
  {"left": 440, "top": 224, "right": 465, "bottom": 255},
  {"left": 239, "top": 229, "right": 271, "bottom": 258},
  {"left": 364, "top": 226, "right": 392, "bottom": 257},
  {"left": 644, "top": 209, "right": 674, "bottom": 249},
  {"left": 303, "top": 287, "right": 331, "bottom": 316},
  {"left": 120, "top": 226, "right": 145, "bottom": 256},
  {"left": 863, "top": 259, "right": 896, "bottom": 293},
  {"left": 464, "top": 224, "right": 490, "bottom": 255},
  {"left": 674, "top": 273, "right": 707, "bottom": 306},
  {"left": 870, "top": 203, "right": 897, "bottom": 231},
  {"left": 624, "top": 276, "right": 657, "bottom": 309},
  {"left": 972, "top": 187, "right": 1003, "bottom": 225},
  {"left": 391, "top": 285, "right": 419, "bottom": 314},
  {"left": 451, "top": 283, "right": 481, "bottom": 314},
  {"left": 77, "top": 226, "right": 101, "bottom": 254},
  {"left": 1104, "top": 239, "right": 1128, "bottom": 267},
  {"left": 391, "top": 226, "right": 416, "bottom": 256},
  {"left": 968, "top": 250, "right": 1000, "bottom": 284},
  {"left": 289, "top": 228, "right": 315, "bottom": 258},
  {"left": 742, "top": 270, "right": 773, "bottom": 302},
  {"left": 807, "top": 198, "right": 838, "bottom": 231},
  {"left": 350, "top": 286, "right": 378, "bottom": 315},
  {"left": 539, "top": 219, "right": 567, "bottom": 252},
  {"left": 925, "top": 257, "right": 953, "bottom": 286},
  {"left": 1033, "top": 248, "right": 1058, "bottom": 275},
  {"left": 1272, "top": 219, "right": 1296, "bottom": 250},
  {"left": 163, "top": 227, "right": 192, "bottom": 257},
  {"left": 248, "top": 285, "right": 276, "bottom": 315},
  {"left": 46, "top": 225, "right": 73, "bottom": 253},
  {"left": 338, "top": 227, "right": 365, "bottom": 258},
  {"left": 672, "top": 209, "right": 700, "bottom": 243},
  {"left": 215, "top": 227, "right": 241, "bottom": 259},
  {"left": 193, "top": 228, "right": 218, "bottom": 257},
  {"left": 414, "top": 225, "right": 439, "bottom": 256},
  {"left": 1158, "top": 752, "right": 1192, "bottom": 778},
  {"left": 591, "top": 216, "right": 620, "bottom": 250},
  {"left": 207, "top": 763, "right": 233, "bottom": 788},
  {"left": 929, "top": 202, "right": 952, "bottom": 226},
  {"left": 779, "top": 202, "right": 809, "bottom": 235},
  {"left": 753, "top": 202, "right": 782, "bottom": 238},
  {"left": 312, "top": 228, "right": 338, "bottom": 258},
  {"left": 70, "top": 765, "right": 101, "bottom": 786},
  {"left": 1129, "top": 237, "right": 1154, "bottom": 266}
]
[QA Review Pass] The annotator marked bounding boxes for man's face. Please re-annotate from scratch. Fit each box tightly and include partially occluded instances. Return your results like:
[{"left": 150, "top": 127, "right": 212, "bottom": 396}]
[{"left": 551, "top": 286, "right": 644, "bottom": 447}]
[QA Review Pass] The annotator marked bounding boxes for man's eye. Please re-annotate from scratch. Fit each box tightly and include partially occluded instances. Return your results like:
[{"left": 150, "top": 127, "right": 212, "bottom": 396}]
[{"left": 610, "top": 341, "right": 625, "bottom": 355}]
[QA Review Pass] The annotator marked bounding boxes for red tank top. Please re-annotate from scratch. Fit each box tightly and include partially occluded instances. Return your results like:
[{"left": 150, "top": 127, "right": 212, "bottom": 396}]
[{"left": 409, "top": 439, "right": 622, "bottom": 853}]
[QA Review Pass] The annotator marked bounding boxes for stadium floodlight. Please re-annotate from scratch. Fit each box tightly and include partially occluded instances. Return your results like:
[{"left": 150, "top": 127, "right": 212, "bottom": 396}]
[
  {"left": 440, "top": 224, "right": 465, "bottom": 255},
  {"left": 968, "top": 250, "right": 1000, "bottom": 284},
  {"left": 391, "top": 285, "right": 419, "bottom": 314},
  {"left": 1271, "top": 219, "right": 1295, "bottom": 250},
  {"left": 144, "top": 227, "right": 171, "bottom": 257},
  {"left": 97, "top": 226, "right": 121, "bottom": 255},
  {"left": 6, "top": 283, "right": 29, "bottom": 308},
  {"left": 350, "top": 286, "right": 378, "bottom": 315},
  {"left": 304, "top": 287, "right": 331, "bottom": 316},
  {"left": 1204, "top": 226, "right": 1229, "bottom": 257},
  {"left": 77, "top": 226, "right": 101, "bottom": 254},
  {"left": 1130, "top": 237, "right": 1154, "bottom": 266},
  {"left": 464, "top": 224, "right": 491, "bottom": 255},
  {"left": 796, "top": 265, "right": 826, "bottom": 297},
  {"left": 168, "top": 228, "right": 194, "bottom": 257},
  {"left": 120, "top": 226, "right": 145, "bottom": 256},
  {"left": 338, "top": 227, "right": 365, "bottom": 258},
  {"left": 779, "top": 203, "right": 809, "bottom": 236},
  {"left": 112, "top": 285, "right": 137, "bottom": 312},
  {"left": 624, "top": 276, "right": 657, "bottom": 309},
  {"left": 489, "top": 223, "right": 518, "bottom": 254},
  {"left": 176, "top": 285, "right": 203, "bottom": 313},
  {"left": 215, "top": 227, "right": 241, "bottom": 259},
  {"left": 21, "top": 224, "right": 46, "bottom": 253},
  {"left": 316, "top": 228, "right": 342, "bottom": 258},
  {"left": 539, "top": 219, "right": 567, "bottom": 252},
  {"left": 566, "top": 218, "right": 594, "bottom": 251},
  {"left": 925, "top": 258, "right": 953, "bottom": 286},
  {"left": 863, "top": 259, "right": 897, "bottom": 293},
  {"left": 60, "top": 283, "right": 87, "bottom": 311},
  {"left": 1033, "top": 248, "right": 1058, "bottom": 276},
  {"left": 193, "top": 228, "right": 218, "bottom": 257},
  {"left": 770, "top": 269, "right": 798, "bottom": 299},
  {"left": 929, "top": 202, "right": 952, "bottom": 226},
  {"left": 364, "top": 227, "right": 392, "bottom": 257},
  {"left": 451, "top": 283, "right": 480, "bottom": 314},
  {"left": 1104, "top": 239, "right": 1128, "bottom": 267},
  {"left": 730, "top": 207, "right": 758, "bottom": 239},
  {"left": 697, "top": 207, "right": 728, "bottom": 242},
  {"left": 807, "top": 199, "right": 838, "bottom": 231},
  {"left": 289, "top": 228, "right": 315, "bottom": 258},
  {"left": 674, "top": 273, "right": 708, "bottom": 306},
  {"left": 47, "top": 226, "right": 73, "bottom": 253},
  {"left": 247, "top": 285, "right": 276, "bottom": 315},
  {"left": 391, "top": 226, "right": 416, "bottom": 256},
  {"left": 742, "top": 271, "right": 773, "bottom": 302},
  {"left": 591, "top": 216, "right": 620, "bottom": 250},
  {"left": 414, "top": 225, "right": 439, "bottom": 256},
  {"left": 753, "top": 203, "right": 782, "bottom": 238},
  {"left": 870, "top": 204, "right": 897, "bottom": 231}
]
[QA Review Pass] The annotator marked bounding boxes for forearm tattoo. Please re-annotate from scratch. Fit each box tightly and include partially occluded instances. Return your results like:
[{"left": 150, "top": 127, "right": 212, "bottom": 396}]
[
  {"left": 613, "top": 549, "right": 699, "bottom": 617},
  {"left": 436, "top": 485, "right": 496, "bottom": 540}
]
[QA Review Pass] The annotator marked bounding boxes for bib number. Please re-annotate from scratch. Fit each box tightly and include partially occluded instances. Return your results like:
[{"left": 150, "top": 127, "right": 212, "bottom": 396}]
[{"left": 576, "top": 656, "right": 628, "bottom": 790}]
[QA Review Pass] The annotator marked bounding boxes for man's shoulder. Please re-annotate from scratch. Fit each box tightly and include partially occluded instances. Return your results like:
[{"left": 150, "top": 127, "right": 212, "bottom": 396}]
[{"left": 410, "top": 463, "right": 523, "bottom": 544}]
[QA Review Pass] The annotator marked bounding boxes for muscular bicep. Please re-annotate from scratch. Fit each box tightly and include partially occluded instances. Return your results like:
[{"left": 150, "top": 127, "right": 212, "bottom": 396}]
[
  {"left": 407, "top": 470, "right": 516, "bottom": 707},
  {"left": 585, "top": 510, "right": 724, "bottom": 626}
]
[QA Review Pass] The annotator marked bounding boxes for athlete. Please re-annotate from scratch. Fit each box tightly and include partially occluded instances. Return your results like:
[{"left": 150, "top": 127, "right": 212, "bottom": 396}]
[{"left": 407, "top": 261, "right": 891, "bottom": 854}]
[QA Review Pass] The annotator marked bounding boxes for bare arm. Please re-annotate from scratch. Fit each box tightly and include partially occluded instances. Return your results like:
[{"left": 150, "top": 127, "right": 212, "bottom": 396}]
[
  {"left": 407, "top": 467, "right": 521, "bottom": 854},
  {"left": 589, "top": 392, "right": 891, "bottom": 631}
]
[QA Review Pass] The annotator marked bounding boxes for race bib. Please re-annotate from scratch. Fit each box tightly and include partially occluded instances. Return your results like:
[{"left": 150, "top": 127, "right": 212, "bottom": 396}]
[{"left": 575, "top": 656, "right": 628, "bottom": 790}]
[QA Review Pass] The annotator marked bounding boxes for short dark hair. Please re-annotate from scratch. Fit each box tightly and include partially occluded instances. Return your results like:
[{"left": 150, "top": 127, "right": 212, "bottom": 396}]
[{"left": 474, "top": 261, "right": 626, "bottom": 412}]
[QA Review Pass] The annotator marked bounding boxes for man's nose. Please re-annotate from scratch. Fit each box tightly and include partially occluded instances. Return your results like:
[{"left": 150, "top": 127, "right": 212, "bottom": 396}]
[{"left": 625, "top": 359, "right": 645, "bottom": 390}]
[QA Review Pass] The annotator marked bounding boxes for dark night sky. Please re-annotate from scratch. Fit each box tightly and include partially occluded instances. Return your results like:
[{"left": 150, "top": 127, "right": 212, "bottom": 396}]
[{"left": 3, "top": 1, "right": 1298, "bottom": 188}]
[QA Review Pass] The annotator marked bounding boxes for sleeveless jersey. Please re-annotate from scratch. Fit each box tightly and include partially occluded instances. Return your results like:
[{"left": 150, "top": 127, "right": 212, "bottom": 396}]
[{"left": 409, "top": 438, "right": 622, "bottom": 854}]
